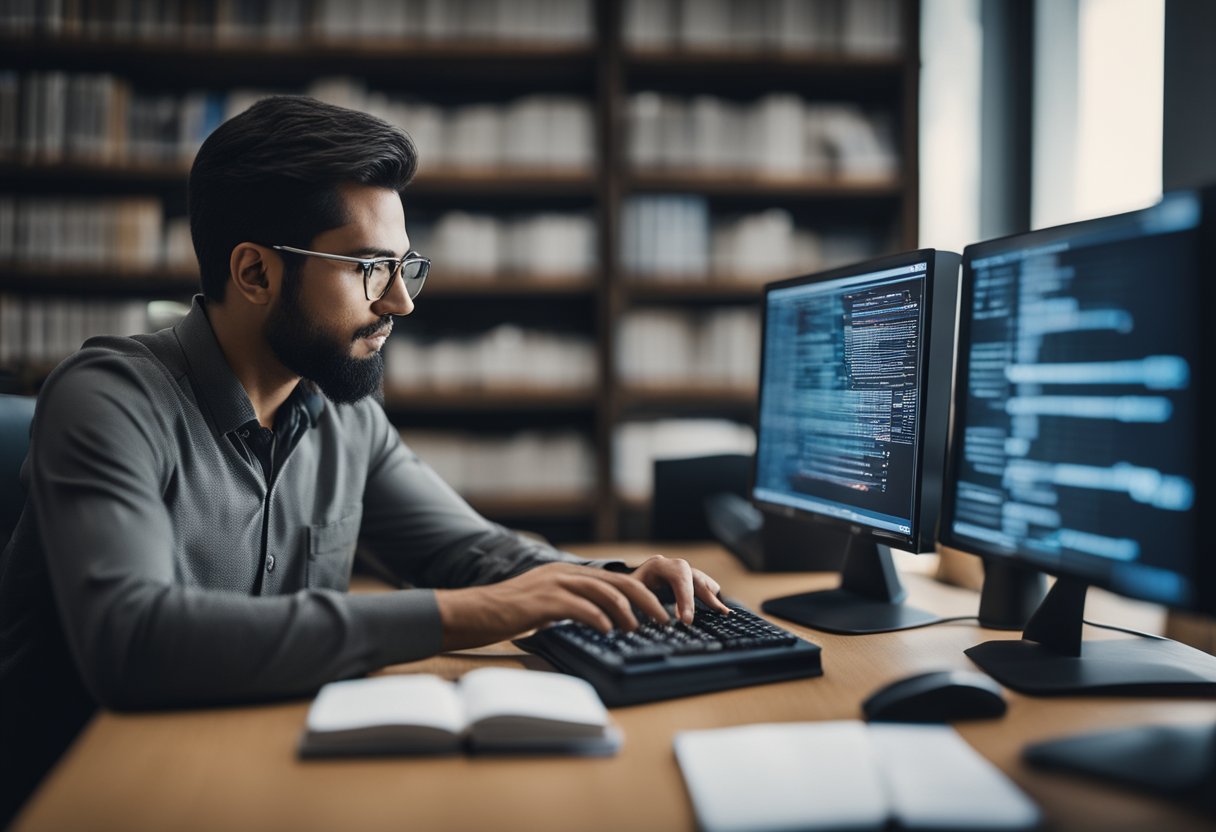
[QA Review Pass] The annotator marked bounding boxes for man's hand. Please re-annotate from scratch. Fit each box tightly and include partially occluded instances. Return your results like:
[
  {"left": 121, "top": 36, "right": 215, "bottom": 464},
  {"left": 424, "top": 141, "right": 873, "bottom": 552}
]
[
  {"left": 434, "top": 557, "right": 729, "bottom": 651},
  {"left": 631, "top": 554, "right": 731, "bottom": 625}
]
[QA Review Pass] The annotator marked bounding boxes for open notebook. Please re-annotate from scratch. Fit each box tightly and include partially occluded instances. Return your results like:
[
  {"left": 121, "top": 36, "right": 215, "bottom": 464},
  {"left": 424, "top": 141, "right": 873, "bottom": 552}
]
[{"left": 300, "top": 667, "right": 621, "bottom": 757}]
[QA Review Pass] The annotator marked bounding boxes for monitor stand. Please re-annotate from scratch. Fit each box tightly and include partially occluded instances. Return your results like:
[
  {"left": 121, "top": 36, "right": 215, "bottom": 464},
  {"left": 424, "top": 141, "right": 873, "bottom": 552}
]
[
  {"left": 761, "top": 534, "right": 942, "bottom": 635},
  {"left": 1024, "top": 722, "right": 1216, "bottom": 811},
  {"left": 978, "top": 556, "right": 1045, "bottom": 631},
  {"left": 966, "top": 576, "right": 1216, "bottom": 695}
]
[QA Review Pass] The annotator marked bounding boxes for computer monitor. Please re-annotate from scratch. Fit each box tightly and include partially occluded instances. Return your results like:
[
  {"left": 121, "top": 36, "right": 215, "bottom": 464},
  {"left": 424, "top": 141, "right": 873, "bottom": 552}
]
[
  {"left": 939, "top": 187, "right": 1216, "bottom": 697},
  {"left": 754, "top": 249, "right": 960, "bottom": 634}
]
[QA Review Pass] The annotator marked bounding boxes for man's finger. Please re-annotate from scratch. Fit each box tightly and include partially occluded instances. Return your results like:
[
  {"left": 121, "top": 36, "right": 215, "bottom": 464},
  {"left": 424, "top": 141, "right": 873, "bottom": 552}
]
[
  {"left": 596, "top": 570, "right": 671, "bottom": 625},
  {"left": 693, "top": 571, "right": 732, "bottom": 614}
]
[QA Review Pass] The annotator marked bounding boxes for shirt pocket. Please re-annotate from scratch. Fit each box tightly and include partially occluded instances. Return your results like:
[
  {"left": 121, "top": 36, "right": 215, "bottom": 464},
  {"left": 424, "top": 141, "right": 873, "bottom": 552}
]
[{"left": 307, "top": 512, "right": 362, "bottom": 590}]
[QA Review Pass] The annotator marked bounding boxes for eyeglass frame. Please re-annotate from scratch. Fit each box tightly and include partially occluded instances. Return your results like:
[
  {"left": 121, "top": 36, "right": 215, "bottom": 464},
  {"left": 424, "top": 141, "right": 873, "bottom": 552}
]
[{"left": 270, "top": 244, "right": 430, "bottom": 301}]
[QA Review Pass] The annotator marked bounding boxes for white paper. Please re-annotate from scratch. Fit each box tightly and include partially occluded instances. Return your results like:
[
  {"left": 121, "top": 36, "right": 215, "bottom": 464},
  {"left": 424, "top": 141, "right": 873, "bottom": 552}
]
[{"left": 674, "top": 721, "right": 888, "bottom": 832}]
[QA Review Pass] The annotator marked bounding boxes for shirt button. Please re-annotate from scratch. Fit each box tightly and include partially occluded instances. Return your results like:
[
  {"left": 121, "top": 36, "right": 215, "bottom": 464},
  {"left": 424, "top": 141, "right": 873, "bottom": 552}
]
[{"left": 265, "top": 555, "right": 276, "bottom": 573}]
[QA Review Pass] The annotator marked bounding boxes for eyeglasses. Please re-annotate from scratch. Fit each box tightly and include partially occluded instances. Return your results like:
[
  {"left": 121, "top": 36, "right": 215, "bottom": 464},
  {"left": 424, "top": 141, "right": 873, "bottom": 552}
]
[{"left": 270, "top": 244, "right": 430, "bottom": 300}]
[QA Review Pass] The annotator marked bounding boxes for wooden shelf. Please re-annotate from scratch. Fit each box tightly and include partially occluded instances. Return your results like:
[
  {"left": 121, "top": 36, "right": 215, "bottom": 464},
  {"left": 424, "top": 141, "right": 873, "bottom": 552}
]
[
  {"left": 617, "top": 384, "right": 758, "bottom": 414},
  {"left": 0, "top": 264, "right": 594, "bottom": 299},
  {"left": 0, "top": 159, "right": 191, "bottom": 190},
  {"left": 409, "top": 168, "right": 597, "bottom": 197},
  {"left": 0, "top": 265, "right": 199, "bottom": 296},
  {"left": 626, "top": 170, "right": 903, "bottom": 198},
  {"left": 383, "top": 387, "right": 598, "bottom": 413},
  {"left": 465, "top": 494, "right": 599, "bottom": 519},
  {"left": 623, "top": 48, "right": 907, "bottom": 98},
  {"left": 625, "top": 47, "right": 906, "bottom": 70},
  {"left": 0, "top": 36, "right": 597, "bottom": 87},
  {"left": 621, "top": 278, "right": 767, "bottom": 303},
  {"left": 426, "top": 274, "right": 596, "bottom": 298},
  {"left": 0, "top": 160, "right": 598, "bottom": 196}
]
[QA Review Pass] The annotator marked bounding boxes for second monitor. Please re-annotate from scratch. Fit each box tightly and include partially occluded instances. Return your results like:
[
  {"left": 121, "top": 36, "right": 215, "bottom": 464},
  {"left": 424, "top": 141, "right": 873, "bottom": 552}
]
[{"left": 757, "top": 249, "right": 960, "bottom": 634}]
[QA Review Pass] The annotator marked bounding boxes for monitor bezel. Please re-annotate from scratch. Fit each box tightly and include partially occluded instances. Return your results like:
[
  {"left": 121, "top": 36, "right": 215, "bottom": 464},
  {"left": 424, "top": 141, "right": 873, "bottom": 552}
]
[
  {"left": 938, "top": 189, "right": 1215, "bottom": 616},
  {"left": 751, "top": 248, "right": 953, "bottom": 554}
]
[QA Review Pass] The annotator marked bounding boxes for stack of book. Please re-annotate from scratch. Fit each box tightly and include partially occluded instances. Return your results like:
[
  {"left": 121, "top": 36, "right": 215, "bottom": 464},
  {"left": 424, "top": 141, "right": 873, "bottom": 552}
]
[
  {"left": 412, "top": 211, "right": 595, "bottom": 277},
  {"left": 616, "top": 308, "right": 760, "bottom": 389},
  {"left": 310, "top": 79, "right": 594, "bottom": 172},
  {"left": 624, "top": 0, "right": 902, "bottom": 56},
  {"left": 400, "top": 429, "right": 596, "bottom": 499},
  {"left": 0, "top": 0, "right": 592, "bottom": 44},
  {"left": 614, "top": 419, "right": 755, "bottom": 501},
  {"left": 628, "top": 93, "right": 898, "bottom": 180},
  {"left": 384, "top": 325, "right": 597, "bottom": 392},
  {"left": 0, "top": 295, "right": 148, "bottom": 367}
]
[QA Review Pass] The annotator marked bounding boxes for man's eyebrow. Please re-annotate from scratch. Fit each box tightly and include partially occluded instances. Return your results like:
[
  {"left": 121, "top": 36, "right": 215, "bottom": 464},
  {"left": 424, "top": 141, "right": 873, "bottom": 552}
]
[{"left": 346, "top": 246, "right": 402, "bottom": 259}]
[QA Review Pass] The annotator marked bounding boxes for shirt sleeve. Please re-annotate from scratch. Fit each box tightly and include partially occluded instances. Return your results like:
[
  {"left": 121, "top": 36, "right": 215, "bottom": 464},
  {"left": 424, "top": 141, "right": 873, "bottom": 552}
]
[
  {"left": 31, "top": 356, "right": 445, "bottom": 710},
  {"left": 355, "top": 402, "right": 621, "bottom": 587}
]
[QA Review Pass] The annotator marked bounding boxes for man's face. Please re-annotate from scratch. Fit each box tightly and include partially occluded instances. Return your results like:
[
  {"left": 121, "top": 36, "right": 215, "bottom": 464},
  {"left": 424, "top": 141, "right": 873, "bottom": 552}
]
[{"left": 265, "top": 184, "right": 413, "bottom": 404}]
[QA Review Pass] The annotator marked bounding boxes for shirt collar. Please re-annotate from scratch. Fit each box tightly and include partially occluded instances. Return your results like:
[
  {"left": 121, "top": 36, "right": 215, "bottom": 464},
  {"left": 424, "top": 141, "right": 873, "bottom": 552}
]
[{"left": 174, "top": 295, "right": 325, "bottom": 436}]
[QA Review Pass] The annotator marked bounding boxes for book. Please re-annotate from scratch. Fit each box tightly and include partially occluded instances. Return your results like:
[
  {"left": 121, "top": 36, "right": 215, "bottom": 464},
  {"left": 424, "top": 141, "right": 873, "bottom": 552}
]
[
  {"left": 299, "top": 667, "right": 621, "bottom": 757},
  {"left": 674, "top": 721, "right": 1040, "bottom": 832}
]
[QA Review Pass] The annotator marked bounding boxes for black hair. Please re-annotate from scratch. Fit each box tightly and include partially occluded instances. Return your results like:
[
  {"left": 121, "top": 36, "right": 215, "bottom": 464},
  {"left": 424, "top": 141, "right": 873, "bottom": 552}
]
[{"left": 188, "top": 95, "right": 418, "bottom": 301}]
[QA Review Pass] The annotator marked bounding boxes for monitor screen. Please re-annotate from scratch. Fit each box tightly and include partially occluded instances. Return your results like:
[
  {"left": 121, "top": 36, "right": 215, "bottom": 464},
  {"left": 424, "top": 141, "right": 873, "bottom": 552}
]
[
  {"left": 753, "top": 251, "right": 957, "bottom": 553},
  {"left": 940, "top": 190, "right": 1208, "bottom": 611}
]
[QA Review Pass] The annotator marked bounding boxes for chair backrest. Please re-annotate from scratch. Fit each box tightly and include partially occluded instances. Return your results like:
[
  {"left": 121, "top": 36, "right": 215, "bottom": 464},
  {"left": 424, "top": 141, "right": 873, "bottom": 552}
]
[
  {"left": 651, "top": 453, "right": 752, "bottom": 541},
  {"left": 0, "top": 393, "right": 37, "bottom": 544}
]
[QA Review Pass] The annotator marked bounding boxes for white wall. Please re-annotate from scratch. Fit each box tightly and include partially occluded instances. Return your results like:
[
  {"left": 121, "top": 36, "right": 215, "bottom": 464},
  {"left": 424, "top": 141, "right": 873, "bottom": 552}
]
[
  {"left": 918, "top": 0, "right": 982, "bottom": 252},
  {"left": 1032, "top": 0, "right": 1164, "bottom": 228}
]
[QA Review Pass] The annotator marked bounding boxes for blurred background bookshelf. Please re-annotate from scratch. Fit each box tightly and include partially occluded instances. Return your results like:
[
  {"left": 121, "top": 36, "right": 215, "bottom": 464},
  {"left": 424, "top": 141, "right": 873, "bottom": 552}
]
[{"left": 0, "top": 0, "right": 919, "bottom": 543}]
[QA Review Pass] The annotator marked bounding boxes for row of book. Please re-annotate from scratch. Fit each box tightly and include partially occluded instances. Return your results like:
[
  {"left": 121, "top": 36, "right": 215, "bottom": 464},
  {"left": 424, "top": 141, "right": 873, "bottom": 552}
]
[
  {"left": 310, "top": 79, "right": 595, "bottom": 172},
  {"left": 2, "top": 72, "right": 597, "bottom": 170},
  {"left": 616, "top": 308, "right": 759, "bottom": 388},
  {"left": 614, "top": 418, "right": 755, "bottom": 500},
  {"left": 2, "top": 72, "right": 231, "bottom": 165},
  {"left": 410, "top": 212, "right": 595, "bottom": 277},
  {"left": 624, "top": 0, "right": 903, "bottom": 55},
  {"left": 383, "top": 325, "right": 597, "bottom": 393},
  {"left": 0, "top": 0, "right": 592, "bottom": 43},
  {"left": 1, "top": 195, "right": 880, "bottom": 284},
  {"left": 621, "top": 196, "right": 882, "bottom": 278},
  {"left": 400, "top": 416, "right": 759, "bottom": 503},
  {"left": 400, "top": 428, "right": 596, "bottom": 499},
  {"left": 0, "top": 197, "right": 193, "bottom": 271},
  {"left": 628, "top": 93, "right": 898, "bottom": 180},
  {"left": 0, "top": 294, "right": 148, "bottom": 366}
]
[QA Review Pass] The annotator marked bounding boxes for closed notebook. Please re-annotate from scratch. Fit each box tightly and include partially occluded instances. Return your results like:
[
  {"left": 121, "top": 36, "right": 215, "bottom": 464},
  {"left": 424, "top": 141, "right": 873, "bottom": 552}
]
[
  {"left": 674, "top": 721, "right": 1040, "bottom": 832},
  {"left": 299, "top": 667, "right": 621, "bottom": 757}
]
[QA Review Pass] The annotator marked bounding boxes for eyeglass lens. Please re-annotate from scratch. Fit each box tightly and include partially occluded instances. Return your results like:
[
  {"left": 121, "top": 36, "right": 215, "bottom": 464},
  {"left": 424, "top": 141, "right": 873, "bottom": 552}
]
[{"left": 366, "top": 258, "right": 428, "bottom": 300}]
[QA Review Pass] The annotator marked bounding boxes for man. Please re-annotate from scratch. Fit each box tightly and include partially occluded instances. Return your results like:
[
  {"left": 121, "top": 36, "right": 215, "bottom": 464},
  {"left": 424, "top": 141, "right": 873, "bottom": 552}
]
[{"left": 0, "top": 95, "right": 728, "bottom": 822}]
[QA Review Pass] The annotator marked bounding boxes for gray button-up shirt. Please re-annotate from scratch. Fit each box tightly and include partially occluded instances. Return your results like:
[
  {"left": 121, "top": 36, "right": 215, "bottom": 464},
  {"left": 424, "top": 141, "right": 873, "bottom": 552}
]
[{"left": 0, "top": 297, "right": 608, "bottom": 810}]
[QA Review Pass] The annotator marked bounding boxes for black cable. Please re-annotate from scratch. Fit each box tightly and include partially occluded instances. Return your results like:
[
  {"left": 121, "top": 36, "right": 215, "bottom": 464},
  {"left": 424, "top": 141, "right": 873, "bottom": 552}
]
[{"left": 1081, "top": 619, "right": 1169, "bottom": 641}]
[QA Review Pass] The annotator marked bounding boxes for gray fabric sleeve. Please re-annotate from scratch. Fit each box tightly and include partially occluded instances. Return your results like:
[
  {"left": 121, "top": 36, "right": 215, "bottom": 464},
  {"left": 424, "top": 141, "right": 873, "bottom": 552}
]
[{"left": 31, "top": 361, "right": 444, "bottom": 710}]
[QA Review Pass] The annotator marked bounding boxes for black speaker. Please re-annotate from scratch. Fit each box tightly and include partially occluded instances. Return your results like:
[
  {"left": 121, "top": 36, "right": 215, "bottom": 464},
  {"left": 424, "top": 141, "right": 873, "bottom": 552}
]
[{"left": 651, "top": 454, "right": 751, "bottom": 541}]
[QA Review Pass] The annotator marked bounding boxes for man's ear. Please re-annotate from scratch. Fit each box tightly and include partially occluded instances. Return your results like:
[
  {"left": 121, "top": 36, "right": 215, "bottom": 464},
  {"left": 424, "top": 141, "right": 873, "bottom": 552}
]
[{"left": 228, "top": 243, "right": 278, "bottom": 306}]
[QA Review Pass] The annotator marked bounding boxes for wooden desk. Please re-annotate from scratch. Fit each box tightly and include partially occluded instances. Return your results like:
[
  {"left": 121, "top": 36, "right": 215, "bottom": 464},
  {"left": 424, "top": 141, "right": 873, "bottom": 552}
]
[{"left": 16, "top": 545, "right": 1216, "bottom": 832}]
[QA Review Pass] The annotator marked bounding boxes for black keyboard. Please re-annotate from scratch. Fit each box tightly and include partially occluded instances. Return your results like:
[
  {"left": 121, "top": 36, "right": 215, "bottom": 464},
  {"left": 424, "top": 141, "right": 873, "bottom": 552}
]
[{"left": 514, "top": 599, "right": 822, "bottom": 706}]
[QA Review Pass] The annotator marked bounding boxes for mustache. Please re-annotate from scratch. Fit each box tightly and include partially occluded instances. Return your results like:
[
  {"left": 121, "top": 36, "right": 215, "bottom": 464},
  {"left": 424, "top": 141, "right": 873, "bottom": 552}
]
[{"left": 353, "top": 317, "right": 393, "bottom": 341}]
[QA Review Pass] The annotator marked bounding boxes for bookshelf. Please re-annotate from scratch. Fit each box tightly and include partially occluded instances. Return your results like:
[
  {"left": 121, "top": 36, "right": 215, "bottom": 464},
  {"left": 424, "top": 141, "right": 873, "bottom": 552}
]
[{"left": 0, "top": 0, "right": 921, "bottom": 543}]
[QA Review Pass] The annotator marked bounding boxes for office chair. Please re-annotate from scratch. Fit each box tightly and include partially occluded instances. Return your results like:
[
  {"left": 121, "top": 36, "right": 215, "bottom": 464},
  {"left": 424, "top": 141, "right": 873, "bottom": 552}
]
[{"left": 0, "top": 393, "right": 36, "bottom": 546}]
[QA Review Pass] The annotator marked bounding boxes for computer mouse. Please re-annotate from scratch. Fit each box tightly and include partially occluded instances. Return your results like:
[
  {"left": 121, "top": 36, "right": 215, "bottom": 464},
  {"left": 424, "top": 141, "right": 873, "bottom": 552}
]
[{"left": 862, "top": 669, "right": 1007, "bottom": 723}]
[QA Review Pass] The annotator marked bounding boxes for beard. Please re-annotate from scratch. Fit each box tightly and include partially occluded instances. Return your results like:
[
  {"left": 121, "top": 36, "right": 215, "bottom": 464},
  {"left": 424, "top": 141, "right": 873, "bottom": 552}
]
[{"left": 265, "top": 280, "right": 389, "bottom": 405}]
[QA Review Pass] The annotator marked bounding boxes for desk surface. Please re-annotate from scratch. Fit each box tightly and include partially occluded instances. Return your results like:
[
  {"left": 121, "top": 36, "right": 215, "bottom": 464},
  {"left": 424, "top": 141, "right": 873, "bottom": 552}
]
[{"left": 16, "top": 545, "right": 1216, "bottom": 832}]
